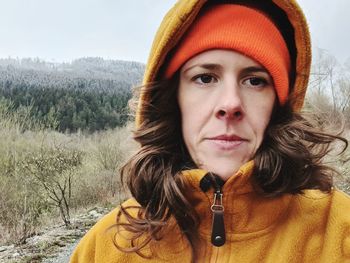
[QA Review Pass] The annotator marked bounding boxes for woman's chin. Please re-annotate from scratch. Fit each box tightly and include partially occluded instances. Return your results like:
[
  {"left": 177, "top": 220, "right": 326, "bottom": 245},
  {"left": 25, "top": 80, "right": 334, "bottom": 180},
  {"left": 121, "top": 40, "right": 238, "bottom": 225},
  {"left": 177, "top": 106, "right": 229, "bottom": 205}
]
[{"left": 202, "top": 162, "right": 244, "bottom": 181}]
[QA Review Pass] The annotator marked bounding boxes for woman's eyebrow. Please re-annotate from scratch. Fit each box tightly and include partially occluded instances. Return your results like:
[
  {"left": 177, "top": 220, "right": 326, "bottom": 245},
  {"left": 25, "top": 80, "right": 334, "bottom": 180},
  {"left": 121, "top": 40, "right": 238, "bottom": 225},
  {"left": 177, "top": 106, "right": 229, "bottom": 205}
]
[
  {"left": 183, "top": 65, "right": 269, "bottom": 75},
  {"left": 183, "top": 63, "right": 223, "bottom": 74},
  {"left": 241, "top": 66, "right": 269, "bottom": 75}
]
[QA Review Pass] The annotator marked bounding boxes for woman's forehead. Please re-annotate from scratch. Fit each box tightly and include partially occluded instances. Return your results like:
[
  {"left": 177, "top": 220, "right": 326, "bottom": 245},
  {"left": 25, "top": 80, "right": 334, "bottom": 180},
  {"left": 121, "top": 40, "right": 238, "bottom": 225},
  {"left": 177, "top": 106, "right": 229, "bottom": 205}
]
[{"left": 180, "top": 49, "right": 267, "bottom": 74}]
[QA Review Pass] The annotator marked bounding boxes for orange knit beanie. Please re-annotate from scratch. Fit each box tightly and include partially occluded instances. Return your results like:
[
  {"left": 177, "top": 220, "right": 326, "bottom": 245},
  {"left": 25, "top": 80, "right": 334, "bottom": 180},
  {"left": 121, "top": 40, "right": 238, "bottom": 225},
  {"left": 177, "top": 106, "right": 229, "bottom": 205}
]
[{"left": 164, "top": 4, "right": 291, "bottom": 105}]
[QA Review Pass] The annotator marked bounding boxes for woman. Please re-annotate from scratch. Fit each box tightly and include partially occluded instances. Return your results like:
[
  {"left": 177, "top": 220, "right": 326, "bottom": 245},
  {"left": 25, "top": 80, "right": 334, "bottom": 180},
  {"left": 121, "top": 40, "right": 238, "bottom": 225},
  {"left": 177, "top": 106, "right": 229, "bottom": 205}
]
[{"left": 71, "top": 0, "right": 350, "bottom": 262}]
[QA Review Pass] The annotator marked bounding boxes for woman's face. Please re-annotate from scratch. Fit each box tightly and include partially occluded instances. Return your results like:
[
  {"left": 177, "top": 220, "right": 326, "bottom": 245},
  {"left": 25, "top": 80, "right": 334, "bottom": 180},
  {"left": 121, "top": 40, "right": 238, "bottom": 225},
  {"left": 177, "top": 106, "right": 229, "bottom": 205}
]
[{"left": 178, "top": 49, "right": 276, "bottom": 180}]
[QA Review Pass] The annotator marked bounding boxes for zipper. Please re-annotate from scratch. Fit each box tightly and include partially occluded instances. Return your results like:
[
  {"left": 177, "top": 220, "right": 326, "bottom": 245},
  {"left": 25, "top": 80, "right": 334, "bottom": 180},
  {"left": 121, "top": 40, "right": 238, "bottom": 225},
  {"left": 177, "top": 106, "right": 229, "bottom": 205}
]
[{"left": 200, "top": 173, "right": 226, "bottom": 247}]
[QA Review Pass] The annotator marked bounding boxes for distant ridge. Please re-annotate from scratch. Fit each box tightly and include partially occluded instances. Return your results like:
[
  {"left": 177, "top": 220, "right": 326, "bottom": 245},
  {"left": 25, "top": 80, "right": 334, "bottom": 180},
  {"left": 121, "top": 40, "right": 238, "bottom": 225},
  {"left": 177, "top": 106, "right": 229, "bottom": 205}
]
[
  {"left": 0, "top": 57, "right": 145, "bottom": 132},
  {"left": 0, "top": 57, "right": 145, "bottom": 93}
]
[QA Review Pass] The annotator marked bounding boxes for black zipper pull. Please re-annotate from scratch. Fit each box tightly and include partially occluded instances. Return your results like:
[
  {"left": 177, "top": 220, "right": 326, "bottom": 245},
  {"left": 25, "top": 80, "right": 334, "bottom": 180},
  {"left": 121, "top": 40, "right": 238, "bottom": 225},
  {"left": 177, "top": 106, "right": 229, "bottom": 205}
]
[
  {"left": 211, "top": 188, "right": 225, "bottom": 246},
  {"left": 200, "top": 173, "right": 226, "bottom": 247}
]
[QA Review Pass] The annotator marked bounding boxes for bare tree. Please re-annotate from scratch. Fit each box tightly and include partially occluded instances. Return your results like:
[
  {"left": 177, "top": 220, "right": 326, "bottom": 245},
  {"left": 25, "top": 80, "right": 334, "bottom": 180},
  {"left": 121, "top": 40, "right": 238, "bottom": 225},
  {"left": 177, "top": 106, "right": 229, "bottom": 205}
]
[
  {"left": 307, "top": 48, "right": 350, "bottom": 128},
  {"left": 24, "top": 145, "right": 82, "bottom": 226}
]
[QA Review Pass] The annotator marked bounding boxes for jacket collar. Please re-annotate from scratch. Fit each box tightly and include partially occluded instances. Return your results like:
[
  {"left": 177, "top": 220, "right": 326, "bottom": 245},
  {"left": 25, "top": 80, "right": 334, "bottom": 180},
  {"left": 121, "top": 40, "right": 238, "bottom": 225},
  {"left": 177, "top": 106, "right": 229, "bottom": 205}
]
[{"left": 181, "top": 161, "right": 292, "bottom": 240}]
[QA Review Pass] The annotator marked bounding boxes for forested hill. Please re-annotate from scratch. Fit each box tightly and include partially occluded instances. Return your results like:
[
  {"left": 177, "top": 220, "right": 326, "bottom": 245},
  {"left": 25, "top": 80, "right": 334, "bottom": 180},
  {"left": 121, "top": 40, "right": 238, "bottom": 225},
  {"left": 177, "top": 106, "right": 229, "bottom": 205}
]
[{"left": 0, "top": 57, "right": 144, "bottom": 132}]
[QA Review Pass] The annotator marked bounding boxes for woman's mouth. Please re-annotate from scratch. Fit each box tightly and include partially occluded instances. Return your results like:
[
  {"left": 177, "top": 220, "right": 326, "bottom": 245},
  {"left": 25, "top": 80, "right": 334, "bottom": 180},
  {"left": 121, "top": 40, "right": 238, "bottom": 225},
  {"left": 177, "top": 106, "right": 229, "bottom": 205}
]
[{"left": 206, "top": 135, "right": 248, "bottom": 150}]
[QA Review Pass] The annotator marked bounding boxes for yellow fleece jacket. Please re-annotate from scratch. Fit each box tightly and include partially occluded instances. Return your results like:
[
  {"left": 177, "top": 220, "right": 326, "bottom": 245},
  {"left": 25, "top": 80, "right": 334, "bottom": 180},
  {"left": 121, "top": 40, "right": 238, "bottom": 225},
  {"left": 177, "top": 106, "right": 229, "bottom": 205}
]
[{"left": 70, "top": 162, "right": 350, "bottom": 262}]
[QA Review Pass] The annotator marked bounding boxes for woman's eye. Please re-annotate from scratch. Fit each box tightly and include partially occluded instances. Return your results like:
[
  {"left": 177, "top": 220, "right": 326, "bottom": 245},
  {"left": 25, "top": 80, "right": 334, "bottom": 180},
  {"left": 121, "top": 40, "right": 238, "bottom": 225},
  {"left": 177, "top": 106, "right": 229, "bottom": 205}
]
[
  {"left": 193, "top": 74, "right": 216, "bottom": 84},
  {"left": 244, "top": 77, "right": 268, "bottom": 87}
]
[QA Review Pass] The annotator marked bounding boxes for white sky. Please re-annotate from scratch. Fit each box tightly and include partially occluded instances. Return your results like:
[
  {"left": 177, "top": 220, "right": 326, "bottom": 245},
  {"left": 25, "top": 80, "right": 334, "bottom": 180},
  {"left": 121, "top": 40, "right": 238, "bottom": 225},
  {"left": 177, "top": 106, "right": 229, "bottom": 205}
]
[{"left": 0, "top": 0, "right": 349, "bottom": 64}]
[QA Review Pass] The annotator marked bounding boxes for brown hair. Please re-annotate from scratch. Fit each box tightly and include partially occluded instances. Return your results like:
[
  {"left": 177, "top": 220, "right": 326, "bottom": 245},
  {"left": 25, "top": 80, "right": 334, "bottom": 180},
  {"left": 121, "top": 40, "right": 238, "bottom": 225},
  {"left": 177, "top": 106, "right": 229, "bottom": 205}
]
[
  {"left": 114, "top": 77, "right": 348, "bottom": 258},
  {"left": 253, "top": 101, "right": 347, "bottom": 195},
  {"left": 115, "top": 77, "right": 199, "bottom": 257}
]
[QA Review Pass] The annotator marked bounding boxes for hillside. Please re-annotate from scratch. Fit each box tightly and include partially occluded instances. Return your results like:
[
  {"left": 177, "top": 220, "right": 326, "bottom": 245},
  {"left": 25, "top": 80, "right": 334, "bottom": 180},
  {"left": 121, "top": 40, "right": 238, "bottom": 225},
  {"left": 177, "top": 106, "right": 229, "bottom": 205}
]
[{"left": 0, "top": 57, "right": 144, "bottom": 132}]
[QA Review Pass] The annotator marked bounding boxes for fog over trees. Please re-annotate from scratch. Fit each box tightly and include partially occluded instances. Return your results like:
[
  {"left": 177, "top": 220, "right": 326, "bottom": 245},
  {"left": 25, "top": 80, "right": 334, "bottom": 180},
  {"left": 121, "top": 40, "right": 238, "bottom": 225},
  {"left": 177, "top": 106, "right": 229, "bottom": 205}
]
[{"left": 0, "top": 57, "right": 144, "bottom": 132}]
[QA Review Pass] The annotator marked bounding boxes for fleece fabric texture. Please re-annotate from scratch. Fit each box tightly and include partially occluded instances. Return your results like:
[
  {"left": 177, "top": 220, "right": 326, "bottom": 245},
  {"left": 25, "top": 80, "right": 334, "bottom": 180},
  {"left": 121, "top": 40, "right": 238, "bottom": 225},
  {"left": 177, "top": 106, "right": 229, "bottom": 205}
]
[
  {"left": 70, "top": 162, "right": 350, "bottom": 262},
  {"left": 135, "top": 0, "right": 311, "bottom": 127}
]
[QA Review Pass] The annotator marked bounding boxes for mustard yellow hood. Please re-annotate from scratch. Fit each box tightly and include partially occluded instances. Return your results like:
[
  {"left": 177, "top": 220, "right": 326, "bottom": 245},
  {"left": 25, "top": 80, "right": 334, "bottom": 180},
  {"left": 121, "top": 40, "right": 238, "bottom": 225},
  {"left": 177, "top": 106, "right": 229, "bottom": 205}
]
[{"left": 136, "top": 0, "right": 311, "bottom": 127}]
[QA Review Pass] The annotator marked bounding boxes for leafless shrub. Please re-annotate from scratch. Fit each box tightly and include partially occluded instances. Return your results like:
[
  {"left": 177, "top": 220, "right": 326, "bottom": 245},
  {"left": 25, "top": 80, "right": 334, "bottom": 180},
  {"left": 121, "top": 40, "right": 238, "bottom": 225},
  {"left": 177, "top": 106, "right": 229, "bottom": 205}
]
[{"left": 23, "top": 146, "right": 83, "bottom": 227}]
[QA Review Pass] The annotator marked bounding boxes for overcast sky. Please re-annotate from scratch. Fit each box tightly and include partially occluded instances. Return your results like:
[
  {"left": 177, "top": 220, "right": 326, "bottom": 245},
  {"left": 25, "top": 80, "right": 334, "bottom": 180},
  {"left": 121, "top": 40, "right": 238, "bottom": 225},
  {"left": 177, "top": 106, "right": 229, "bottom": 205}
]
[{"left": 0, "top": 0, "right": 349, "bottom": 64}]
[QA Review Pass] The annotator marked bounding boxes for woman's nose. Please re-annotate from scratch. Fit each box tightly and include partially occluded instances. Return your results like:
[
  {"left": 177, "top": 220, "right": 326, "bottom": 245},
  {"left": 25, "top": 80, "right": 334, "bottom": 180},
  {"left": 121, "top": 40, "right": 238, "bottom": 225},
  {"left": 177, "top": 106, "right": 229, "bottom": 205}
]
[{"left": 214, "top": 82, "right": 243, "bottom": 121}]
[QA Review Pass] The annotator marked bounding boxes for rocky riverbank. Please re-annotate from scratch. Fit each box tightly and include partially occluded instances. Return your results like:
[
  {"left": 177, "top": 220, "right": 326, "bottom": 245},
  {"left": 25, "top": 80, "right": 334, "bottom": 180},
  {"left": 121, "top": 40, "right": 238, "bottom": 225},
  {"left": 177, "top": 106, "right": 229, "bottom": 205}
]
[{"left": 0, "top": 207, "right": 109, "bottom": 263}]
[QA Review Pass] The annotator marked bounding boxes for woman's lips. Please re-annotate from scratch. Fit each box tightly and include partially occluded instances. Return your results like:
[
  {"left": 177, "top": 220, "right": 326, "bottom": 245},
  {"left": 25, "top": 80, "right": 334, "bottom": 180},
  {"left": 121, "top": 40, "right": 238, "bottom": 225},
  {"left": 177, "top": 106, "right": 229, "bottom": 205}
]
[{"left": 206, "top": 135, "right": 247, "bottom": 150}]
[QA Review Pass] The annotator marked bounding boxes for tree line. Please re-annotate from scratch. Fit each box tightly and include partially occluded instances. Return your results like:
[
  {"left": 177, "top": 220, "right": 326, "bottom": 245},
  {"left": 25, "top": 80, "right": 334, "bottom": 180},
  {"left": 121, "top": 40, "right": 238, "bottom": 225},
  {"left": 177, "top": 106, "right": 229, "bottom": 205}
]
[{"left": 0, "top": 57, "right": 144, "bottom": 132}]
